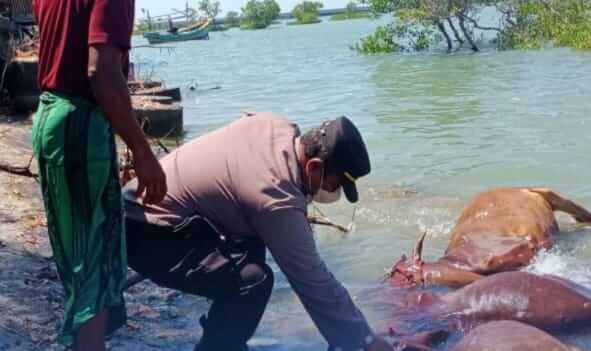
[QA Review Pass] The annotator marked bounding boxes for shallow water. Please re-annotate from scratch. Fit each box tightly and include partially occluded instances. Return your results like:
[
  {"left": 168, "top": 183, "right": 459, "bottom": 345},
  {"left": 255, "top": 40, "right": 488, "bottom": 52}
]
[{"left": 131, "top": 17, "right": 591, "bottom": 350}]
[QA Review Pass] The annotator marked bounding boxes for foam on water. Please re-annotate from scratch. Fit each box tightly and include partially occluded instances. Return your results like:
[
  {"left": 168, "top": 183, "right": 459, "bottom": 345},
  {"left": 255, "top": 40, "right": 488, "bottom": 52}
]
[
  {"left": 525, "top": 247, "right": 591, "bottom": 288},
  {"left": 353, "top": 199, "right": 457, "bottom": 238},
  {"left": 413, "top": 208, "right": 455, "bottom": 239}
]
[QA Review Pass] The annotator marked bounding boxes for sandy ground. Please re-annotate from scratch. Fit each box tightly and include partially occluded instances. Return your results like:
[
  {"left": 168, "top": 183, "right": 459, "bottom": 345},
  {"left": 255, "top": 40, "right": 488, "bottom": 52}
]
[{"left": 0, "top": 116, "right": 213, "bottom": 351}]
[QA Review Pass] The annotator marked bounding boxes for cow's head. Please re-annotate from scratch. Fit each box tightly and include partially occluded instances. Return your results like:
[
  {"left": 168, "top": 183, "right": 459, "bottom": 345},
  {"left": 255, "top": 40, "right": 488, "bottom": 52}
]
[{"left": 385, "top": 232, "right": 427, "bottom": 287}]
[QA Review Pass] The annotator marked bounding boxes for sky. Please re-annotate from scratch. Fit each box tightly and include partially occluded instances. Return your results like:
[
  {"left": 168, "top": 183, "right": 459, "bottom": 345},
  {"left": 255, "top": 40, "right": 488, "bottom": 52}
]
[{"left": 136, "top": 0, "right": 350, "bottom": 19}]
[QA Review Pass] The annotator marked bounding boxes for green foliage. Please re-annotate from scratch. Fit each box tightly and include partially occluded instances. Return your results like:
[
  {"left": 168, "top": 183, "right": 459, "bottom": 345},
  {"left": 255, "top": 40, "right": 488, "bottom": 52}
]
[
  {"left": 264, "top": 0, "right": 282, "bottom": 20},
  {"left": 240, "top": 0, "right": 281, "bottom": 29},
  {"left": 198, "top": 0, "right": 222, "bottom": 19},
  {"left": 355, "top": 4, "right": 442, "bottom": 54},
  {"left": 394, "top": 18, "right": 439, "bottom": 50},
  {"left": 346, "top": 1, "right": 358, "bottom": 14},
  {"left": 499, "top": 0, "right": 591, "bottom": 50},
  {"left": 330, "top": 1, "right": 372, "bottom": 21},
  {"left": 357, "top": 0, "right": 464, "bottom": 53},
  {"left": 353, "top": 25, "right": 401, "bottom": 53},
  {"left": 552, "top": 1, "right": 591, "bottom": 49},
  {"left": 291, "top": 1, "right": 323, "bottom": 25},
  {"left": 367, "top": 0, "right": 393, "bottom": 15},
  {"left": 497, "top": 2, "right": 546, "bottom": 49},
  {"left": 361, "top": 0, "right": 591, "bottom": 54},
  {"left": 134, "top": 22, "right": 151, "bottom": 35},
  {"left": 330, "top": 12, "right": 371, "bottom": 20}
]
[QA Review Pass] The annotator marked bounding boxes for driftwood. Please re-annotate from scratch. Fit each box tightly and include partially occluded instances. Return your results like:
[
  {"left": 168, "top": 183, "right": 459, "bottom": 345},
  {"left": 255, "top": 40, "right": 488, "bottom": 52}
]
[
  {"left": 0, "top": 155, "right": 37, "bottom": 178},
  {"left": 309, "top": 203, "right": 355, "bottom": 234},
  {"left": 308, "top": 215, "right": 351, "bottom": 233}
]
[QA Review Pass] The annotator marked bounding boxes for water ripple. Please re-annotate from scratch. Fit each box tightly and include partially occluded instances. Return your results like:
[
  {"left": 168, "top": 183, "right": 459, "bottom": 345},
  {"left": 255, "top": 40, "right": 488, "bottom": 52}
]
[{"left": 131, "top": 20, "right": 591, "bottom": 350}]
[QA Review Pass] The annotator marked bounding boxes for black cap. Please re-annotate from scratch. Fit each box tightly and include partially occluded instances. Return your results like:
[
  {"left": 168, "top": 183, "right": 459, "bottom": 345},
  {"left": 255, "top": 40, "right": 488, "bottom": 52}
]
[{"left": 317, "top": 116, "right": 371, "bottom": 203}]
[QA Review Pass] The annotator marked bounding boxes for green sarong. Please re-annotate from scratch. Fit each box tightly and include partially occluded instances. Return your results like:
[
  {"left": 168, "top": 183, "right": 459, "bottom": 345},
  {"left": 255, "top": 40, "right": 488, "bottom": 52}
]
[{"left": 32, "top": 91, "right": 127, "bottom": 346}]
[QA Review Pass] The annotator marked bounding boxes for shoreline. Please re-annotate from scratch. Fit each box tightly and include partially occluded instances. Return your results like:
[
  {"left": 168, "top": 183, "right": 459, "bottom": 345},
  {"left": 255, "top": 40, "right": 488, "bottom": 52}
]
[{"left": 0, "top": 117, "right": 210, "bottom": 351}]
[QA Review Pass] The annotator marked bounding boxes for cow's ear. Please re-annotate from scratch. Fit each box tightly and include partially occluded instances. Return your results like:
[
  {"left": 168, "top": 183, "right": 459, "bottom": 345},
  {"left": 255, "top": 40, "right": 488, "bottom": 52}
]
[{"left": 412, "top": 232, "right": 427, "bottom": 263}]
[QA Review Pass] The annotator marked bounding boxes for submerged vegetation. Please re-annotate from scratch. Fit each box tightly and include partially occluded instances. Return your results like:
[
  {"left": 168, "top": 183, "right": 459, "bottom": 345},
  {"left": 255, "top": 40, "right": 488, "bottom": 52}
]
[
  {"left": 356, "top": 0, "right": 591, "bottom": 54},
  {"left": 330, "top": 2, "right": 372, "bottom": 21},
  {"left": 240, "top": 0, "right": 281, "bottom": 29},
  {"left": 289, "top": 1, "right": 323, "bottom": 25},
  {"left": 198, "top": 0, "right": 221, "bottom": 20},
  {"left": 498, "top": 0, "right": 591, "bottom": 50},
  {"left": 134, "top": 22, "right": 151, "bottom": 35},
  {"left": 198, "top": 0, "right": 229, "bottom": 31},
  {"left": 353, "top": 24, "right": 401, "bottom": 52}
]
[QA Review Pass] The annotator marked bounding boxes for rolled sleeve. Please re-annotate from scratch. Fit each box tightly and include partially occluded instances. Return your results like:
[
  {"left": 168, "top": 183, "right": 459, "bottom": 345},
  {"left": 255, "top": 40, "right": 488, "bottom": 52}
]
[
  {"left": 89, "top": 0, "right": 134, "bottom": 50},
  {"left": 253, "top": 208, "right": 374, "bottom": 350}
]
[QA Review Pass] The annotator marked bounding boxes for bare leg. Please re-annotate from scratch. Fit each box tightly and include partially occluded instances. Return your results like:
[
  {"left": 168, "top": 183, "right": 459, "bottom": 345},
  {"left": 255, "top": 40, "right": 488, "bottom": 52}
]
[
  {"left": 73, "top": 309, "right": 109, "bottom": 351},
  {"left": 528, "top": 188, "right": 591, "bottom": 223}
]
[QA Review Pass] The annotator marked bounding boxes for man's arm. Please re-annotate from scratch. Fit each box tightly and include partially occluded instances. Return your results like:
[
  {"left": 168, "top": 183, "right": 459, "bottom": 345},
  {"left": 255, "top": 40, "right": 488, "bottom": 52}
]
[
  {"left": 253, "top": 209, "right": 392, "bottom": 351},
  {"left": 88, "top": 45, "right": 167, "bottom": 204}
]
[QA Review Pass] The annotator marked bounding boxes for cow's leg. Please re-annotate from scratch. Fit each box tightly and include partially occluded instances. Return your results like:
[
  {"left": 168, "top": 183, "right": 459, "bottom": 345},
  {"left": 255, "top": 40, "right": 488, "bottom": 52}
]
[
  {"left": 423, "top": 261, "right": 484, "bottom": 288},
  {"left": 528, "top": 188, "right": 591, "bottom": 223}
]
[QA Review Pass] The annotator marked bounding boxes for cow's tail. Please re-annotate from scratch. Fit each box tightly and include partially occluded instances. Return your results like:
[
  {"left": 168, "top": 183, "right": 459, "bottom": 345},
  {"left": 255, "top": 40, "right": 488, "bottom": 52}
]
[{"left": 528, "top": 188, "right": 591, "bottom": 223}]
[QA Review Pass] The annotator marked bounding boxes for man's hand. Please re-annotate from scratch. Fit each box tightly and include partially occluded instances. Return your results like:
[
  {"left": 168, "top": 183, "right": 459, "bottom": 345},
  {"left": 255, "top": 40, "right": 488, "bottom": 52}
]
[
  {"left": 366, "top": 336, "right": 394, "bottom": 351},
  {"left": 133, "top": 147, "right": 167, "bottom": 204},
  {"left": 88, "top": 44, "right": 167, "bottom": 204}
]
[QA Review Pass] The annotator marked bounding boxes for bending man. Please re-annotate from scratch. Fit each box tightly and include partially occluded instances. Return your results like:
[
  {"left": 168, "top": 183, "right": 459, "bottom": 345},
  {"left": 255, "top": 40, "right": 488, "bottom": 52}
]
[{"left": 124, "top": 112, "right": 392, "bottom": 351}]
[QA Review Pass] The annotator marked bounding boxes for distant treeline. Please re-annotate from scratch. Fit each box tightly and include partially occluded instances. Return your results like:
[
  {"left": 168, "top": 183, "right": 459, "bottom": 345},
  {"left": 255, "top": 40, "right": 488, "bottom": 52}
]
[{"left": 135, "top": 0, "right": 372, "bottom": 34}]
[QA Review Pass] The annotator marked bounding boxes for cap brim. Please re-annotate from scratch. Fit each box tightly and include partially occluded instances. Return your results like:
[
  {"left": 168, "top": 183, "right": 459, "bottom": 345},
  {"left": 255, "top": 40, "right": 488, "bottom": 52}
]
[{"left": 342, "top": 179, "right": 358, "bottom": 203}]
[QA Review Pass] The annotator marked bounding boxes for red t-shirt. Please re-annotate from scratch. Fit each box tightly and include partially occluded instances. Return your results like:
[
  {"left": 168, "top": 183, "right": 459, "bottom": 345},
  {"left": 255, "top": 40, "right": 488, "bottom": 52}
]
[{"left": 34, "top": 0, "right": 135, "bottom": 100}]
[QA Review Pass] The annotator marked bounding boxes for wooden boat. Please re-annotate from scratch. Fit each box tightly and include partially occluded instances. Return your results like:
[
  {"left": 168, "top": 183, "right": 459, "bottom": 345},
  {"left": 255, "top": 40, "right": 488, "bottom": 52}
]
[
  {"left": 131, "top": 86, "right": 182, "bottom": 102},
  {"left": 132, "top": 96, "right": 183, "bottom": 137},
  {"left": 143, "top": 18, "right": 212, "bottom": 44}
]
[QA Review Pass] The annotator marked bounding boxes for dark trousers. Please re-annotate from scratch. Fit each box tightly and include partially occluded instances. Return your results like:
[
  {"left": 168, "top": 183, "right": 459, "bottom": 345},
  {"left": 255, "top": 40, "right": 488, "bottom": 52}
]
[{"left": 126, "top": 217, "right": 274, "bottom": 351}]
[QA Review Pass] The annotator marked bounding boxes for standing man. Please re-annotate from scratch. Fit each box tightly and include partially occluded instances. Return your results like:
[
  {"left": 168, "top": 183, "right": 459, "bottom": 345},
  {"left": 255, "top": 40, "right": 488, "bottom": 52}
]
[
  {"left": 32, "top": 1, "right": 167, "bottom": 350},
  {"left": 124, "top": 112, "right": 393, "bottom": 351}
]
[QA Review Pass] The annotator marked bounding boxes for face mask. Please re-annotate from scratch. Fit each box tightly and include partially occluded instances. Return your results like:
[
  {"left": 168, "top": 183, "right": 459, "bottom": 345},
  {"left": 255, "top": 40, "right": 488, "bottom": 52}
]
[
  {"left": 306, "top": 161, "right": 342, "bottom": 204},
  {"left": 306, "top": 161, "right": 319, "bottom": 200},
  {"left": 313, "top": 186, "right": 342, "bottom": 204}
]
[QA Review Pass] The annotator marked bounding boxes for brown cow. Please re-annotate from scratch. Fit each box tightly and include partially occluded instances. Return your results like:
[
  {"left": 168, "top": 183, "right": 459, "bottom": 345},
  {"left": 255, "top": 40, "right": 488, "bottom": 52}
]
[
  {"left": 384, "top": 321, "right": 579, "bottom": 351},
  {"left": 451, "top": 321, "right": 580, "bottom": 351},
  {"left": 387, "top": 187, "right": 591, "bottom": 288},
  {"left": 390, "top": 271, "right": 591, "bottom": 334}
]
